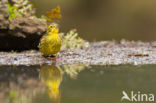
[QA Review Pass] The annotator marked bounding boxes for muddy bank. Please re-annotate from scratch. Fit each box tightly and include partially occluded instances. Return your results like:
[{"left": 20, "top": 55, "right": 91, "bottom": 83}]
[{"left": 0, "top": 40, "right": 155, "bottom": 65}]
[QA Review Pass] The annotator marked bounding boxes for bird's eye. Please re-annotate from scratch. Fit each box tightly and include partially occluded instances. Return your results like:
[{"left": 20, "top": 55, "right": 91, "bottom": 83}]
[{"left": 49, "top": 24, "right": 56, "bottom": 28}]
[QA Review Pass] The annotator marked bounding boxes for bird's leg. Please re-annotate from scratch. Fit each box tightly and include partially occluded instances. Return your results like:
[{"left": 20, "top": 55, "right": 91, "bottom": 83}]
[
  {"left": 42, "top": 54, "right": 55, "bottom": 58},
  {"left": 47, "top": 57, "right": 56, "bottom": 61},
  {"left": 42, "top": 54, "right": 50, "bottom": 58},
  {"left": 44, "top": 55, "right": 57, "bottom": 60},
  {"left": 56, "top": 54, "right": 59, "bottom": 59}
]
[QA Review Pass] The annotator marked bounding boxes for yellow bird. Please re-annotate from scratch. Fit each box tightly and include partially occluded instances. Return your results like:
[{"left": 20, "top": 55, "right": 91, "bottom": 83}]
[{"left": 39, "top": 23, "right": 61, "bottom": 56}]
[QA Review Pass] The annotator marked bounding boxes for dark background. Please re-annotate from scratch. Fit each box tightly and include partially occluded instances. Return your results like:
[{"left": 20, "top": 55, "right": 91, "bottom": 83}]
[{"left": 32, "top": 0, "right": 156, "bottom": 41}]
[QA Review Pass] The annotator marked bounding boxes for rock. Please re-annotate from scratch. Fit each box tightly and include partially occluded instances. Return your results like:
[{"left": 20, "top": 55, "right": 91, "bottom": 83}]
[
  {"left": 0, "top": 0, "right": 9, "bottom": 29},
  {"left": 9, "top": 17, "right": 47, "bottom": 37},
  {"left": 0, "top": 0, "right": 47, "bottom": 50}
]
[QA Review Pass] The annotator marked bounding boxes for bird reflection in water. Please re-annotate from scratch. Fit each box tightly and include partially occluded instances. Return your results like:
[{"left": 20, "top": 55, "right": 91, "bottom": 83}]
[{"left": 40, "top": 65, "right": 62, "bottom": 103}]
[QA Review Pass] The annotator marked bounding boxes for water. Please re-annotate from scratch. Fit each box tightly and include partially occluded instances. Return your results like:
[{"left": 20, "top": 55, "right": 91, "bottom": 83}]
[{"left": 0, "top": 64, "right": 156, "bottom": 103}]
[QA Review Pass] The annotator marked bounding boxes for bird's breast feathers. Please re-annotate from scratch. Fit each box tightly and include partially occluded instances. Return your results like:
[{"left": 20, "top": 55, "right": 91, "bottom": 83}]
[{"left": 39, "top": 34, "right": 61, "bottom": 55}]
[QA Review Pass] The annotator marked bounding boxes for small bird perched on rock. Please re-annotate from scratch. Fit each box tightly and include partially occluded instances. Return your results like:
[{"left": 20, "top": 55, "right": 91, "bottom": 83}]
[{"left": 39, "top": 23, "right": 61, "bottom": 57}]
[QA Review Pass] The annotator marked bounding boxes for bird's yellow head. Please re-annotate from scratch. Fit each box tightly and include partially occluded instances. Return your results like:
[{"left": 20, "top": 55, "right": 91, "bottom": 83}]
[{"left": 47, "top": 23, "right": 59, "bottom": 34}]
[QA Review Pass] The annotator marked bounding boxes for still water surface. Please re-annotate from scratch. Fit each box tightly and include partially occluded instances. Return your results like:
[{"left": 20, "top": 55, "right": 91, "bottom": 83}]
[{"left": 0, "top": 65, "right": 156, "bottom": 103}]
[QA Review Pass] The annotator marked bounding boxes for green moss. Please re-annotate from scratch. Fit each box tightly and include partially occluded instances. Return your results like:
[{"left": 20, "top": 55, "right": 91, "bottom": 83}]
[
  {"left": 9, "top": 91, "right": 16, "bottom": 102},
  {"left": 8, "top": 4, "right": 17, "bottom": 20},
  {"left": 8, "top": 0, "right": 35, "bottom": 20}
]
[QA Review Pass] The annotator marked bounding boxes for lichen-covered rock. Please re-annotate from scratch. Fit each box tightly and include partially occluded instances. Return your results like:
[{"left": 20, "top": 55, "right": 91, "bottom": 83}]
[
  {"left": 0, "top": 0, "right": 9, "bottom": 29},
  {"left": 0, "top": 0, "right": 47, "bottom": 50},
  {"left": 9, "top": 17, "right": 47, "bottom": 37}
]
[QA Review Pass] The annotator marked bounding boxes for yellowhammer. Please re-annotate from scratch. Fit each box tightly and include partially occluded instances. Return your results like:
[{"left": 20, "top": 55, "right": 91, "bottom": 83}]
[{"left": 39, "top": 23, "right": 62, "bottom": 56}]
